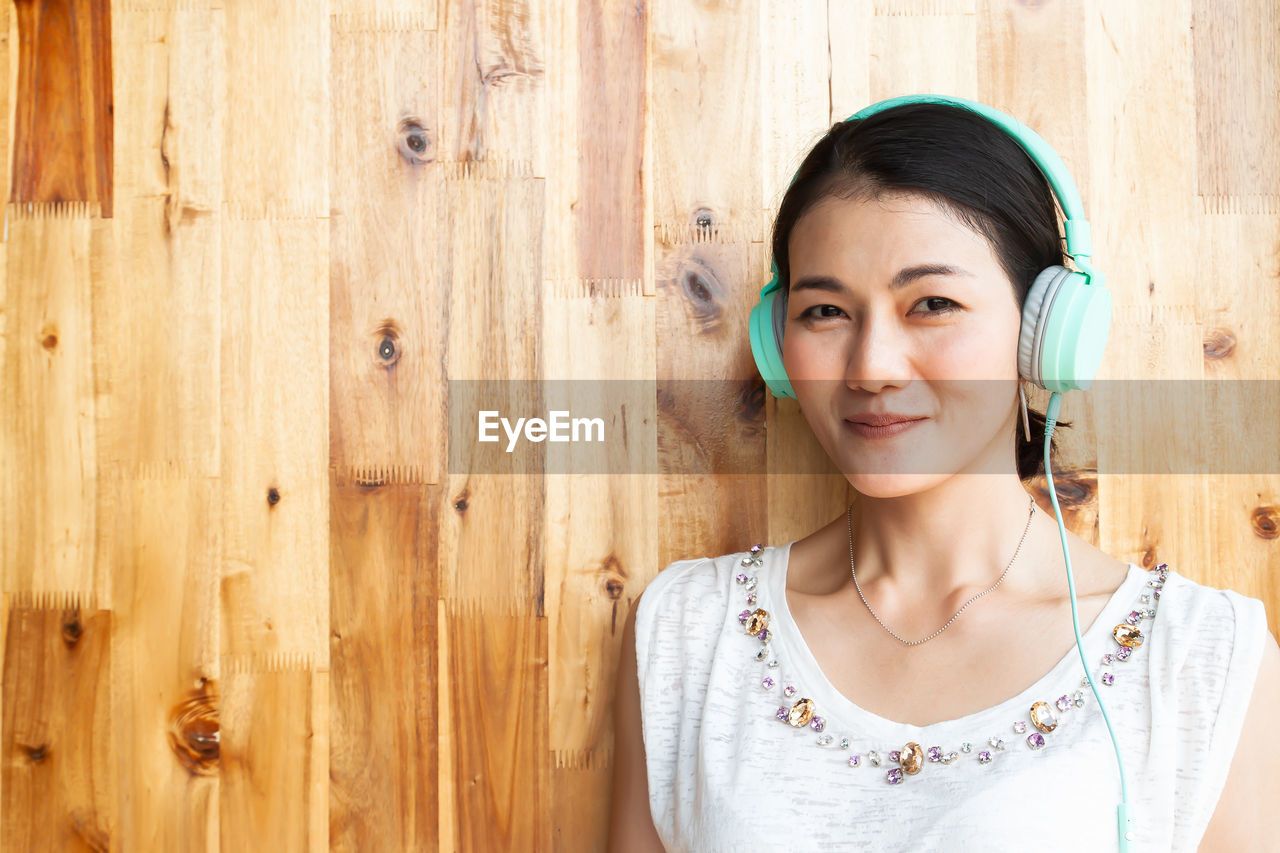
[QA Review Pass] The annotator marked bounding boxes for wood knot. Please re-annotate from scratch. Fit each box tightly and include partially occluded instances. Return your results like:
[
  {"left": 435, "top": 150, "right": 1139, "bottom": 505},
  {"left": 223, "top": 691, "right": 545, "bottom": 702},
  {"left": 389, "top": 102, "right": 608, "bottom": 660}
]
[
  {"left": 1203, "top": 328, "right": 1236, "bottom": 360},
  {"left": 267, "top": 487, "right": 280, "bottom": 506},
  {"left": 61, "top": 611, "right": 83, "bottom": 648},
  {"left": 169, "top": 689, "right": 220, "bottom": 776},
  {"left": 23, "top": 743, "right": 48, "bottom": 763},
  {"left": 601, "top": 552, "right": 626, "bottom": 600},
  {"left": 454, "top": 492, "right": 469, "bottom": 513},
  {"left": 396, "top": 118, "right": 435, "bottom": 165},
  {"left": 374, "top": 321, "right": 402, "bottom": 367},
  {"left": 42, "top": 333, "right": 58, "bottom": 350},
  {"left": 1251, "top": 505, "right": 1278, "bottom": 540}
]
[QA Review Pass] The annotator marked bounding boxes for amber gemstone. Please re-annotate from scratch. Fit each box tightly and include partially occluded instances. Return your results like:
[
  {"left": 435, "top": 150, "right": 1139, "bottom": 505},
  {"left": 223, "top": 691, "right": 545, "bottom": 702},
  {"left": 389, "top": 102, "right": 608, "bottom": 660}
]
[
  {"left": 1113, "top": 623, "right": 1144, "bottom": 648},
  {"left": 1029, "top": 700, "right": 1058, "bottom": 733},
  {"left": 900, "top": 742, "right": 924, "bottom": 774},
  {"left": 787, "top": 697, "right": 815, "bottom": 728},
  {"left": 745, "top": 608, "right": 771, "bottom": 636}
]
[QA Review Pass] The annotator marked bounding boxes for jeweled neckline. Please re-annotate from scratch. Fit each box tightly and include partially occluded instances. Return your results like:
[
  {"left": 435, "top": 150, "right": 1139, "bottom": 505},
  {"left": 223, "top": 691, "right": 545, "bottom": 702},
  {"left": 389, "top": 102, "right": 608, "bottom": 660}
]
[{"left": 765, "top": 539, "right": 1146, "bottom": 739}]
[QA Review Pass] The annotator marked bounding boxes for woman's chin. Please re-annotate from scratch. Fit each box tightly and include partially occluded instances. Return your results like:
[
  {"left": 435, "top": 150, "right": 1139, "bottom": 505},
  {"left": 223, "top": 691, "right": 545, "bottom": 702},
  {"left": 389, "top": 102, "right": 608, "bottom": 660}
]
[{"left": 843, "top": 472, "right": 950, "bottom": 499}]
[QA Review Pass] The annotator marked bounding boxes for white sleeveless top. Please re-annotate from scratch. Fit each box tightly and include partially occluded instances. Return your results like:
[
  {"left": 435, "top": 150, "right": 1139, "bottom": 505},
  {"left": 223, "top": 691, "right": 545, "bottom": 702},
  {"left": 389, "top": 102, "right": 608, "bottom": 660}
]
[{"left": 634, "top": 540, "right": 1271, "bottom": 852}]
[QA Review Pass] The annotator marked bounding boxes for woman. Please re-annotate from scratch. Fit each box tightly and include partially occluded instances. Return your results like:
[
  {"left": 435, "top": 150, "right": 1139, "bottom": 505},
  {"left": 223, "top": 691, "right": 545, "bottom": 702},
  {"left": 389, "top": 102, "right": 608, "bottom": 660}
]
[{"left": 608, "top": 99, "right": 1280, "bottom": 851}]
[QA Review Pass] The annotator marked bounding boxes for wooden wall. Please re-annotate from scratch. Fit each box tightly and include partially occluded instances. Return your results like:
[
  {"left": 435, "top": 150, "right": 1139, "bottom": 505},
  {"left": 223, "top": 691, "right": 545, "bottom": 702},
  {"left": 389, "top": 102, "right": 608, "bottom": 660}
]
[{"left": 1, "top": 0, "right": 1276, "bottom": 849}]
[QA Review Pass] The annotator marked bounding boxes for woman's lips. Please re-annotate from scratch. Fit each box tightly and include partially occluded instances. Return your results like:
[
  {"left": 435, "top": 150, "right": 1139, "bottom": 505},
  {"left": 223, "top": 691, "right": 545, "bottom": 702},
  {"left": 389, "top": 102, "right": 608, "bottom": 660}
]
[{"left": 844, "top": 417, "right": 927, "bottom": 439}]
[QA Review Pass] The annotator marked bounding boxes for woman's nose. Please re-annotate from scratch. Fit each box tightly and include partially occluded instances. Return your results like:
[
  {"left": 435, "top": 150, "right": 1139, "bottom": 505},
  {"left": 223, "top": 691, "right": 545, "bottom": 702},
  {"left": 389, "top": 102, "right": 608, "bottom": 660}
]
[{"left": 844, "top": 314, "right": 913, "bottom": 393}]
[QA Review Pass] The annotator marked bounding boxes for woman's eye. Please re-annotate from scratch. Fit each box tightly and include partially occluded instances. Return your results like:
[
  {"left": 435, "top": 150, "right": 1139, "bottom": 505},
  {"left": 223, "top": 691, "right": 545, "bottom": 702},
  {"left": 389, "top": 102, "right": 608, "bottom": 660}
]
[
  {"left": 911, "top": 296, "right": 960, "bottom": 316},
  {"left": 798, "top": 304, "right": 845, "bottom": 321}
]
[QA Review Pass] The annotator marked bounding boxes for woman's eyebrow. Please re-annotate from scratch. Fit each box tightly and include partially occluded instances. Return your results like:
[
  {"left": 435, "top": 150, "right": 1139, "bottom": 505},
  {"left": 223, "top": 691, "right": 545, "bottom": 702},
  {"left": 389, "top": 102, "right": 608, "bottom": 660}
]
[{"left": 791, "top": 264, "right": 975, "bottom": 294}]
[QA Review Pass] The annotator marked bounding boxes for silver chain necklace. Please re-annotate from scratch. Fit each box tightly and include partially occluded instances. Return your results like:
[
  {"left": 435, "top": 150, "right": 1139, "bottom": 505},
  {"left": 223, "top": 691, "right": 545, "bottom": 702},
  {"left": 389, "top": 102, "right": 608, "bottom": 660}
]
[{"left": 847, "top": 493, "right": 1036, "bottom": 646}]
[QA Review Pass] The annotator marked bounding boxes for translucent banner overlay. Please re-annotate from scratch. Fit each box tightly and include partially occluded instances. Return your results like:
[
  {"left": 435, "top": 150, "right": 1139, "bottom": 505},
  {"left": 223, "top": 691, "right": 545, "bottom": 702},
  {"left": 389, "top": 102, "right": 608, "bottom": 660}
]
[{"left": 448, "top": 380, "right": 1280, "bottom": 475}]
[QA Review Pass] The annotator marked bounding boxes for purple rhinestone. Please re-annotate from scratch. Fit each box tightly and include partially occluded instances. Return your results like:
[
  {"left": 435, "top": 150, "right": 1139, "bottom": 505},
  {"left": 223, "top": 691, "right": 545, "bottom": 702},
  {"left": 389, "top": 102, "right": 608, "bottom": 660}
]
[
  {"left": 738, "top": 609, "right": 750, "bottom": 623},
  {"left": 848, "top": 754, "right": 861, "bottom": 767},
  {"left": 1126, "top": 610, "right": 1141, "bottom": 625},
  {"left": 1026, "top": 732, "right": 1046, "bottom": 749},
  {"left": 810, "top": 716, "right": 825, "bottom": 732},
  {"left": 1153, "top": 588, "right": 1161, "bottom": 599},
  {"left": 735, "top": 572, "right": 748, "bottom": 584},
  {"left": 1102, "top": 671, "right": 1115, "bottom": 686},
  {"left": 747, "top": 592, "right": 757, "bottom": 605},
  {"left": 784, "top": 685, "right": 796, "bottom": 697},
  {"left": 886, "top": 768, "right": 904, "bottom": 785},
  {"left": 1116, "top": 646, "right": 1132, "bottom": 661},
  {"left": 749, "top": 544, "right": 763, "bottom": 554},
  {"left": 1012, "top": 721, "right": 1027, "bottom": 734},
  {"left": 1102, "top": 653, "right": 1114, "bottom": 665},
  {"left": 776, "top": 706, "right": 789, "bottom": 721},
  {"left": 978, "top": 750, "right": 992, "bottom": 763},
  {"left": 927, "top": 746, "right": 942, "bottom": 762},
  {"left": 889, "top": 750, "right": 901, "bottom": 762},
  {"left": 758, "top": 628, "right": 769, "bottom": 642},
  {"left": 1056, "top": 695, "right": 1071, "bottom": 712},
  {"left": 761, "top": 676, "right": 774, "bottom": 689}
]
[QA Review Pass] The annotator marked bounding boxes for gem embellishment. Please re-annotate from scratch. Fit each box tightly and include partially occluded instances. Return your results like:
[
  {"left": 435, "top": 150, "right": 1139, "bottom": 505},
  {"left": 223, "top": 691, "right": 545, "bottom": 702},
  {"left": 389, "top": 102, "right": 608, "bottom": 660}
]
[
  {"left": 1113, "top": 623, "right": 1143, "bottom": 648},
  {"left": 739, "top": 544, "right": 1167, "bottom": 786},
  {"left": 1029, "top": 701, "right": 1058, "bottom": 733},
  {"left": 742, "top": 604, "right": 768, "bottom": 630},
  {"left": 787, "top": 698, "right": 815, "bottom": 728}
]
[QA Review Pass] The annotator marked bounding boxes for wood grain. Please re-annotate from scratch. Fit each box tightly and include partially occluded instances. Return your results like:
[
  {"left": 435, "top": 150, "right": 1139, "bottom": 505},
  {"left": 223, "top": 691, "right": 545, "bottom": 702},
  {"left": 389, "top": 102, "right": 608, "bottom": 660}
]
[{"left": 0, "top": 1, "right": 1276, "bottom": 850}]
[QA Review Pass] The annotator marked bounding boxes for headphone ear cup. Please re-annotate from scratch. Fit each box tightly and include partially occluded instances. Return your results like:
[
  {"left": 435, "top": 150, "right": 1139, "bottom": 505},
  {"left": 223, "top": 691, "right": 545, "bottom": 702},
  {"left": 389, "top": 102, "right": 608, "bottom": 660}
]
[
  {"left": 748, "top": 274, "right": 796, "bottom": 399},
  {"left": 1018, "top": 266, "right": 1071, "bottom": 389},
  {"left": 1019, "top": 265, "right": 1113, "bottom": 392}
]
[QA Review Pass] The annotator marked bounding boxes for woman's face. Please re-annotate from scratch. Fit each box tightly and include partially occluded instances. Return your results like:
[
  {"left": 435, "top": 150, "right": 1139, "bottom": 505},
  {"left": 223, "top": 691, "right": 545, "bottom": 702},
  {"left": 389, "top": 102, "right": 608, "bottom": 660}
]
[{"left": 781, "top": 191, "right": 1023, "bottom": 497}]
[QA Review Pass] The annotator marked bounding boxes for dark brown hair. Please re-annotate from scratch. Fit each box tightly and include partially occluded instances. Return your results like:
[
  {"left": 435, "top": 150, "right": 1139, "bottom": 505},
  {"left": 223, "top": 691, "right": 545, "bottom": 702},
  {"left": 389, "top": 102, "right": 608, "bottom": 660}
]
[{"left": 769, "top": 102, "right": 1072, "bottom": 481}]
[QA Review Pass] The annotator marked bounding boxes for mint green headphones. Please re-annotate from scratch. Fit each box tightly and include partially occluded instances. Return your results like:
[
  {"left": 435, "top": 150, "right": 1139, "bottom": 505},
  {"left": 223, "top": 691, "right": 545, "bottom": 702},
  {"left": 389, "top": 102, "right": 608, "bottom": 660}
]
[{"left": 748, "top": 93, "right": 1113, "bottom": 398}]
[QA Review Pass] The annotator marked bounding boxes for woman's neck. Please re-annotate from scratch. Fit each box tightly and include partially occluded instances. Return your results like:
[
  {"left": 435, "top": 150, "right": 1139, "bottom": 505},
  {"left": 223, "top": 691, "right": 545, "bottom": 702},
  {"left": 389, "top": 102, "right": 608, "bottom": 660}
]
[{"left": 849, "top": 479, "right": 1048, "bottom": 603}]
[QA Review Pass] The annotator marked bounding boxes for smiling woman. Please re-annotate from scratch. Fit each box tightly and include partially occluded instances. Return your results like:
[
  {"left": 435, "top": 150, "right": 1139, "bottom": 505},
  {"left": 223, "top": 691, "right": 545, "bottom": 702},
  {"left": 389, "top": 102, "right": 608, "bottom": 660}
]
[{"left": 609, "top": 97, "right": 1280, "bottom": 853}]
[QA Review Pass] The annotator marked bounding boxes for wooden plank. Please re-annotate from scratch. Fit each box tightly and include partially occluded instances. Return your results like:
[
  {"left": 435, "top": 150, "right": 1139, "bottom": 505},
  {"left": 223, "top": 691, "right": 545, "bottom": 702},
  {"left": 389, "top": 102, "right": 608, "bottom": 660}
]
[
  {"left": 329, "top": 479, "right": 440, "bottom": 851},
  {"left": 219, "top": 659, "right": 327, "bottom": 851},
  {"left": 1, "top": 597, "right": 114, "bottom": 849},
  {"left": 0, "top": 208, "right": 100, "bottom": 598},
  {"left": 651, "top": 0, "right": 760, "bottom": 244},
  {"left": 9, "top": 0, "right": 114, "bottom": 217},
  {"left": 104, "top": 477, "right": 219, "bottom": 850},
  {"left": 437, "top": 0, "right": 545, "bottom": 168},
  {"left": 440, "top": 598, "right": 547, "bottom": 851},
  {"left": 1192, "top": 0, "right": 1280, "bottom": 210},
  {"left": 222, "top": 1, "right": 328, "bottom": 218},
  {"left": 329, "top": 20, "right": 444, "bottom": 487},
  {"left": 219, "top": 216, "right": 330, "bottom": 661}
]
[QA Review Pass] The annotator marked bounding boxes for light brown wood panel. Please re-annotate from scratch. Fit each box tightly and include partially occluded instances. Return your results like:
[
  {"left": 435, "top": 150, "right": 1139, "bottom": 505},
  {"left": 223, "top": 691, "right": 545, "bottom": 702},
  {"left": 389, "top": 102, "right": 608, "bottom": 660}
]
[
  {"left": 0, "top": 1, "right": 1276, "bottom": 850},
  {"left": 1, "top": 206, "right": 101, "bottom": 599},
  {"left": 329, "top": 20, "right": 444, "bottom": 485},
  {"left": 329, "top": 477, "right": 439, "bottom": 851}
]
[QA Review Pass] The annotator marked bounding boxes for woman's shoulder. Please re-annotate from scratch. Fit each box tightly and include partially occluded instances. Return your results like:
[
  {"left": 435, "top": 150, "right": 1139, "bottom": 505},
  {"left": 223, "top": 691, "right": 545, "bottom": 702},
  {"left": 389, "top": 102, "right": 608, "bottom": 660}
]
[
  {"left": 637, "top": 545, "right": 764, "bottom": 614},
  {"left": 1155, "top": 565, "right": 1270, "bottom": 664},
  {"left": 1143, "top": 563, "right": 1271, "bottom": 722}
]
